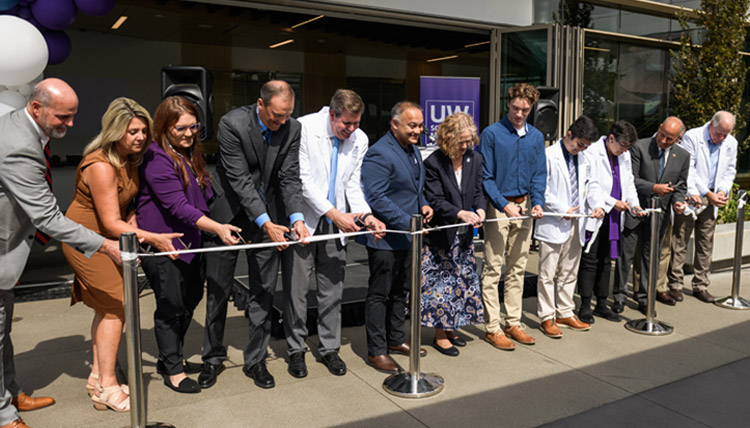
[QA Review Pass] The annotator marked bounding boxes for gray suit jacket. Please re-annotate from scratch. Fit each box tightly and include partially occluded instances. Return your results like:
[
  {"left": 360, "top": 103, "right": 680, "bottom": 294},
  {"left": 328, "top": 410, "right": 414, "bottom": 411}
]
[
  {"left": 624, "top": 136, "right": 690, "bottom": 230},
  {"left": 0, "top": 109, "right": 103, "bottom": 290},
  {"left": 209, "top": 104, "right": 304, "bottom": 229}
]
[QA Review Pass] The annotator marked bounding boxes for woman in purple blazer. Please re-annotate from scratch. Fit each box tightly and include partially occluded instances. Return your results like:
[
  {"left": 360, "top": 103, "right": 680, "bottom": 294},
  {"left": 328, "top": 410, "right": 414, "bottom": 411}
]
[{"left": 137, "top": 96, "right": 240, "bottom": 393}]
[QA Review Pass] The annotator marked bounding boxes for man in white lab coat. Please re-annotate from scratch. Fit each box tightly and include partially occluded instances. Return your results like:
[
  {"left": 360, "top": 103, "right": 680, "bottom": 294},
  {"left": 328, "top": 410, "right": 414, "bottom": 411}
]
[
  {"left": 281, "top": 89, "right": 385, "bottom": 378},
  {"left": 534, "top": 115, "right": 604, "bottom": 338},
  {"left": 667, "top": 111, "right": 737, "bottom": 303}
]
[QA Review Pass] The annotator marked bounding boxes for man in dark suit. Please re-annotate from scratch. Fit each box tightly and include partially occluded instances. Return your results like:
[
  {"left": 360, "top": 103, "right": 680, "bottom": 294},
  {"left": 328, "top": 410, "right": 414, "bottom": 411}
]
[
  {"left": 358, "top": 101, "right": 432, "bottom": 373},
  {"left": 613, "top": 116, "right": 689, "bottom": 314},
  {"left": 0, "top": 78, "right": 120, "bottom": 428},
  {"left": 200, "top": 80, "right": 310, "bottom": 390}
]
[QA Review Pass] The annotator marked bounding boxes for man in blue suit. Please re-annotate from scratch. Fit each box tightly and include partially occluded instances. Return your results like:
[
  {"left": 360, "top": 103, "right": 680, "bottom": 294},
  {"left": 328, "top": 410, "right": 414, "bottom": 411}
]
[{"left": 359, "top": 101, "right": 433, "bottom": 373}]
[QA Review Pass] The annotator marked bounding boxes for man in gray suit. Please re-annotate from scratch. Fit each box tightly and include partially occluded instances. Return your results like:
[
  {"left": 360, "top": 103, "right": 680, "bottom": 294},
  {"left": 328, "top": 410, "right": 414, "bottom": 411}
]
[
  {"left": 200, "top": 80, "right": 310, "bottom": 390},
  {"left": 613, "top": 116, "right": 689, "bottom": 315},
  {"left": 0, "top": 78, "right": 120, "bottom": 428}
]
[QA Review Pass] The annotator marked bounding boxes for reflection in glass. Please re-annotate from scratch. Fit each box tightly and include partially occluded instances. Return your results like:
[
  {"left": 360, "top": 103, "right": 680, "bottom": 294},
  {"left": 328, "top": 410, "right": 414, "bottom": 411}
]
[
  {"left": 500, "top": 29, "right": 548, "bottom": 115},
  {"left": 583, "top": 37, "right": 617, "bottom": 135},
  {"left": 617, "top": 44, "right": 667, "bottom": 137}
]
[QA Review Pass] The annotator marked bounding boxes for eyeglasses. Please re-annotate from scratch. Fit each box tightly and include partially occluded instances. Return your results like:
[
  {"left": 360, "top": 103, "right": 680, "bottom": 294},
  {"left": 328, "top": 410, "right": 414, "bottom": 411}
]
[{"left": 174, "top": 123, "right": 201, "bottom": 134}]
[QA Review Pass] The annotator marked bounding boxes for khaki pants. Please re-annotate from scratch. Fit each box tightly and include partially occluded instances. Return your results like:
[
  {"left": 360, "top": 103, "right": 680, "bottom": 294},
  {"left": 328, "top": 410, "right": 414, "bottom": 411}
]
[
  {"left": 668, "top": 199, "right": 716, "bottom": 291},
  {"left": 481, "top": 200, "right": 532, "bottom": 332},
  {"left": 536, "top": 223, "right": 582, "bottom": 321}
]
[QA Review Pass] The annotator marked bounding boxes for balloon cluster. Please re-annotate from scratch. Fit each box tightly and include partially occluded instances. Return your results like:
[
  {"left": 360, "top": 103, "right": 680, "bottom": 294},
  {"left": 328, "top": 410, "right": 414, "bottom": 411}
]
[
  {"left": 0, "top": 0, "right": 116, "bottom": 65},
  {"left": 0, "top": 0, "right": 115, "bottom": 116}
]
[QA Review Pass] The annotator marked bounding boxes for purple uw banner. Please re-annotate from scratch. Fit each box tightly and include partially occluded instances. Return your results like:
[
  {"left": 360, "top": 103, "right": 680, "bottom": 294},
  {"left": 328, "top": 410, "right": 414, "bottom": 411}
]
[{"left": 420, "top": 76, "right": 481, "bottom": 146}]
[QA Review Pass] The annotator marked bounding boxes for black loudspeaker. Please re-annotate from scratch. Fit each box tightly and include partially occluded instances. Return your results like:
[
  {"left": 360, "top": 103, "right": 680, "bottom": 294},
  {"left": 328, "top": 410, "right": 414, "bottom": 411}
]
[
  {"left": 528, "top": 86, "right": 559, "bottom": 141},
  {"left": 161, "top": 66, "right": 214, "bottom": 140}
]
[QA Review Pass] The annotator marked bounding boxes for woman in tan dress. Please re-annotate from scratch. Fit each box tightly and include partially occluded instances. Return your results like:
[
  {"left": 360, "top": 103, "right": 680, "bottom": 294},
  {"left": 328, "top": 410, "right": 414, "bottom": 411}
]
[{"left": 63, "top": 98, "right": 180, "bottom": 412}]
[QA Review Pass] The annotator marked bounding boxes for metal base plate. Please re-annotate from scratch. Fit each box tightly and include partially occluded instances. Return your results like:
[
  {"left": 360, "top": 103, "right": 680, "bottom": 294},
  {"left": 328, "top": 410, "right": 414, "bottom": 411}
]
[
  {"left": 122, "top": 423, "right": 175, "bottom": 428},
  {"left": 715, "top": 296, "right": 750, "bottom": 310},
  {"left": 383, "top": 372, "right": 444, "bottom": 398},
  {"left": 625, "top": 318, "right": 674, "bottom": 336}
]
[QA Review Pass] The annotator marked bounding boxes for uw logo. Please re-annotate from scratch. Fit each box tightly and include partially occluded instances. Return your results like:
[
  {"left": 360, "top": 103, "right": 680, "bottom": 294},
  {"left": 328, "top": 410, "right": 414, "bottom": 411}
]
[{"left": 427, "top": 102, "right": 473, "bottom": 123}]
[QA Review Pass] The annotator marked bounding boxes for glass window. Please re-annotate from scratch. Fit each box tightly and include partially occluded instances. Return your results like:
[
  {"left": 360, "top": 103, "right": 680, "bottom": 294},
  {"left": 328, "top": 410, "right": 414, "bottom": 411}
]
[
  {"left": 617, "top": 44, "right": 668, "bottom": 137},
  {"left": 620, "top": 11, "right": 670, "bottom": 38},
  {"left": 583, "top": 37, "right": 618, "bottom": 135},
  {"left": 500, "top": 29, "right": 548, "bottom": 114},
  {"left": 589, "top": 6, "right": 618, "bottom": 32}
]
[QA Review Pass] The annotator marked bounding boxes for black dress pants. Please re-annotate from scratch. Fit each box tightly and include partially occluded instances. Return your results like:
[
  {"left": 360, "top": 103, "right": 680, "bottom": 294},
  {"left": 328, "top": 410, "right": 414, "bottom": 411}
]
[
  {"left": 365, "top": 247, "right": 410, "bottom": 357},
  {"left": 578, "top": 220, "right": 612, "bottom": 305},
  {"left": 141, "top": 255, "right": 204, "bottom": 375}
]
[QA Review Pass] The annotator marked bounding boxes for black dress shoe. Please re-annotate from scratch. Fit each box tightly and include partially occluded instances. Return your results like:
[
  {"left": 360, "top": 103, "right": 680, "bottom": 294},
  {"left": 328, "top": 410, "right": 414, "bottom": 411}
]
[
  {"left": 244, "top": 362, "right": 275, "bottom": 389},
  {"left": 432, "top": 338, "right": 459, "bottom": 357},
  {"left": 321, "top": 352, "right": 347, "bottom": 376},
  {"left": 611, "top": 301, "right": 624, "bottom": 314},
  {"left": 656, "top": 291, "right": 677, "bottom": 306},
  {"left": 593, "top": 306, "right": 621, "bottom": 322},
  {"left": 198, "top": 362, "right": 225, "bottom": 389},
  {"left": 693, "top": 289, "right": 715, "bottom": 303},
  {"left": 637, "top": 302, "right": 655, "bottom": 317},
  {"left": 287, "top": 352, "right": 308, "bottom": 378},
  {"left": 578, "top": 308, "right": 595, "bottom": 324},
  {"left": 447, "top": 335, "right": 467, "bottom": 347},
  {"left": 163, "top": 375, "right": 201, "bottom": 394},
  {"left": 669, "top": 288, "right": 684, "bottom": 302}
]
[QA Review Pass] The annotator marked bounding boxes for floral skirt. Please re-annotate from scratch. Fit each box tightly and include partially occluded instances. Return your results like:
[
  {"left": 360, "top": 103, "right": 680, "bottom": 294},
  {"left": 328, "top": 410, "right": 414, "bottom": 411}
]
[{"left": 420, "top": 236, "right": 484, "bottom": 330}]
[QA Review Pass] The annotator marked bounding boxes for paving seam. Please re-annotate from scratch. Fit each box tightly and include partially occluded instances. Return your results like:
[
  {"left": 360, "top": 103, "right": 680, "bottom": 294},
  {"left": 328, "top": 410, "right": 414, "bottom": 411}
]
[{"left": 347, "top": 368, "right": 431, "bottom": 428}]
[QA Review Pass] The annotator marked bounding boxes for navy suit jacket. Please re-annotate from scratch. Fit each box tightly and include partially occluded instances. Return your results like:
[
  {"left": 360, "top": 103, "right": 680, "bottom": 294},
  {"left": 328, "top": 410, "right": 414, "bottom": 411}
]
[
  {"left": 357, "top": 130, "right": 427, "bottom": 251},
  {"left": 423, "top": 148, "right": 486, "bottom": 249}
]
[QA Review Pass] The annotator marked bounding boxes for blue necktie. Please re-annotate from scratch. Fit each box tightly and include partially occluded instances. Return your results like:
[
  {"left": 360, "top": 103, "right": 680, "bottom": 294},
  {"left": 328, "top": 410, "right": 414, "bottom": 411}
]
[
  {"left": 328, "top": 137, "right": 339, "bottom": 208},
  {"left": 262, "top": 129, "right": 271, "bottom": 145}
]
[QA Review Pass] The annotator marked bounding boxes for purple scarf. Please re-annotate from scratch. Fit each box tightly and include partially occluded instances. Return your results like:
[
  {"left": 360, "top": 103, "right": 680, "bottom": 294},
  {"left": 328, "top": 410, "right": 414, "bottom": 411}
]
[{"left": 607, "top": 154, "right": 621, "bottom": 259}]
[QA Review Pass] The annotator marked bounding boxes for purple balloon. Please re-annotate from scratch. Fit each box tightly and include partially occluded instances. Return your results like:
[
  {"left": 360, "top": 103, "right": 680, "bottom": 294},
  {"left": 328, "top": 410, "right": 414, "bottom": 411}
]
[
  {"left": 43, "top": 30, "right": 72, "bottom": 65},
  {"left": 31, "top": 0, "right": 76, "bottom": 31},
  {"left": 74, "top": 0, "right": 115, "bottom": 17},
  {"left": 26, "top": 16, "right": 45, "bottom": 32}
]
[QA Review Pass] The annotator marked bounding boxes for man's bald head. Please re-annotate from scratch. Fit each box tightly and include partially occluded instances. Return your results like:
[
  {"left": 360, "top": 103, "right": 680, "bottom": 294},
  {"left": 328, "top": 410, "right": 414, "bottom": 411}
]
[
  {"left": 656, "top": 116, "right": 685, "bottom": 150},
  {"left": 708, "top": 110, "right": 735, "bottom": 145},
  {"left": 26, "top": 78, "right": 78, "bottom": 139}
]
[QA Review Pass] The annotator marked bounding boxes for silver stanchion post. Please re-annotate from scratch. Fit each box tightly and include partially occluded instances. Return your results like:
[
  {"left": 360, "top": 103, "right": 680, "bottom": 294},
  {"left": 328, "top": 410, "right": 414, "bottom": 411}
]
[
  {"left": 716, "top": 190, "right": 750, "bottom": 310},
  {"left": 625, "top": 197, "right": 674, "bottom": 335},
  {"left": 120, "top": 233, "right": 174, "bottom": 428},
  {"left": 383, "top": 214, "right": 444, "bottom": 398}
]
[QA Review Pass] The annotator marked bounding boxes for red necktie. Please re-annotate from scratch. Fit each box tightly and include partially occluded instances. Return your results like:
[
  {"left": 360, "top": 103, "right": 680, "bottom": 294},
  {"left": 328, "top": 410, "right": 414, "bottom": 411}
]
[{"left": 35, "top": 144, "right": 52, "bottom": 245}]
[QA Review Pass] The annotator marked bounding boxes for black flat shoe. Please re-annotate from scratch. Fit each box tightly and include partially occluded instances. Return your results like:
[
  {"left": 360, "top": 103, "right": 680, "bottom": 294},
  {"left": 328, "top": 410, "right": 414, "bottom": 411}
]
[
  {"left": 198, "top": 362, "right": 225, "bottom": 389},
  {"left": 578, "top": 309, "right": 595, "bottom": 324},
  {"left": 432, "top": 338, "right": 459, "bottom": 357},
  {"left": 593, "top": 306, "right": 622, "bottom": 322},
  {"left": 611, "top": 301, "right": 624, "bottom": 314},
  {"left": 163, "top": 375, "right": 200, "bottom": 394},
  {"left": 447, "top": 334, "right": 467, "bottom": 347}
]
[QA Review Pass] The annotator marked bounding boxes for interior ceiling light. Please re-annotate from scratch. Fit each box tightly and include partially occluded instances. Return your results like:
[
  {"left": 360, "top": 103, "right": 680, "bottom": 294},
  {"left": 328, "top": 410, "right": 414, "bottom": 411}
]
[
  {"left": 111, "top": 15, "right": 128, "bottom": 30},
  {"left": 464, "top": 41, "right": 490, "bottom": 48},
  {"left": 427, "top": 55, "right": 458, "bottom": 63},
  {"left": 269, "top": 39, "right": 295, "bottom": 49},
  {"left": 291, "top": 14, "right": 323, "bottom": 29}
]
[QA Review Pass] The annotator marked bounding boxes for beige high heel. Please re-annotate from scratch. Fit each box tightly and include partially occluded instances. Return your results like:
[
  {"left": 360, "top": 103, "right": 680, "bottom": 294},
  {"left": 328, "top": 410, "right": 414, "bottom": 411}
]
[
  {"left": 85, "top": 374, "right": 99, "bottom": 398},
  {"left": 91, "top": 385, "right": 130, "bottom": 412}
]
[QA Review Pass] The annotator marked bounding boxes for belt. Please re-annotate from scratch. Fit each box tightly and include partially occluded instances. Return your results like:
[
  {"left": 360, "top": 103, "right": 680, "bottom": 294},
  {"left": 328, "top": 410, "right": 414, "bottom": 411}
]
[{"left": 504, "top": 195, "right": 528, "bottom": 203}]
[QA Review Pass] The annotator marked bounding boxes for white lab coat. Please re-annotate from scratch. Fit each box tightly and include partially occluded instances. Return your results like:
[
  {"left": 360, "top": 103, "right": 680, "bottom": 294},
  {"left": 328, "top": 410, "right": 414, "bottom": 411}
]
[
  {"left": 581, "top": 137, "right": 640, "bottom": 252},
  {"left": 534, "top": 140, "right": 596, "bottom": 245},
  {"left": 680, "top": 122, "right": 738, "bottom": 217},
  {"left": 298, "top": 107, "right": 371, "bottom": 244}
]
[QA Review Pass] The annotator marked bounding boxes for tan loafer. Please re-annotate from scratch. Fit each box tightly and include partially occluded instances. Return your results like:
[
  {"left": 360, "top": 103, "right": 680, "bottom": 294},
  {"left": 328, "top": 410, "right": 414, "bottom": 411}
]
[
  {"left": 540, "top": 319, "right": 563, "bottom": 338},
  {"left": 12, "top": 393, "right": 54, "bottom": 412},
  {"left": 484, "top": 330, "right": 516, "bottom": 351},
  {"left": 556, "top": 316, "right": 591, "bottom": 331},
  {"left": 504, "top": 325, "right": 536, "bottom": 345}
]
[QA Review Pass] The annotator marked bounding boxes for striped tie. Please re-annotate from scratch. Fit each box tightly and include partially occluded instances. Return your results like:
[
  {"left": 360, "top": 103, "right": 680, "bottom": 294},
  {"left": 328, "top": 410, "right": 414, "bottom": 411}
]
[
  {"left": 568, "top": 155, "right": 579, "bottom": 210},
  {"left": 35, "top": 144, "right": 52, "bottom": 245}
]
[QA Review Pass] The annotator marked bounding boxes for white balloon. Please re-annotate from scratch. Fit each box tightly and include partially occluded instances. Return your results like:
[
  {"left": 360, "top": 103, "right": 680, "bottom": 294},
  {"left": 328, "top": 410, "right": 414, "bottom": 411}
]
[
  {"left": 30, "top": 72, "right": 44, "bottom": 85},
  {"left": 0, "top": 90, "right": 27, "bottom": 109},
  {"left": 11, "top": 83, "right": 32, "bottom": 96},
  {"left": 0, "top": 102, "right": 16, "bottom": 117},
  {"left": 0, "top": 16, "right": 48, "bottom": 87}
]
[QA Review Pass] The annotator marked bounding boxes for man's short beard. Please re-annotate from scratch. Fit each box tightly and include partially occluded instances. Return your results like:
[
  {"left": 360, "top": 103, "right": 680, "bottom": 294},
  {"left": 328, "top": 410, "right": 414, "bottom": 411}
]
[{"left": 49, "top": 128, "right": 67, "bottom": 138}]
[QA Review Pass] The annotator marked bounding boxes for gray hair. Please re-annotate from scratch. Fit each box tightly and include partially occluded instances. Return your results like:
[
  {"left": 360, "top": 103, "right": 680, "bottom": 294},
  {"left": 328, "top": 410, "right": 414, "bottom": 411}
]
[
  {"left": 259, "top": 80, "right": 295, "bottom": 105},
  {"left": 711, "top": 110, "right": 736, "bottom": 129},
  {"left": 390, "top": 101, "right": 422, "bottom": 122},
  {"left": 28, "top": 83, "right": 52, "bottom": 107}
]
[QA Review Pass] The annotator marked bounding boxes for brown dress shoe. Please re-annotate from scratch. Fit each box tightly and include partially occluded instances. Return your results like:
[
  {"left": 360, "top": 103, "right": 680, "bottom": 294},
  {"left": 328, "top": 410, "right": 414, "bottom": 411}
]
[
  {"left": 539, "top": 319, "right": 563, "bottom": 338},
  {"left": 484, "top": 331, "right": 515, "bottom": 351},
  {"left": 12, "top": 393, "right": 54, "bottom": 412},
  {"left": 0, "top": 419, "right": 30, "bottom": 428},
  {"left": 504, "top": 325, "right": 536, "bottom": 345},
  {"left": 668, "top": 288, "right": 684, "bottom": 302},
  {"left": 656, "top": 291, "right": 677, "bottom": 306},
  {"left": 387, "top": 342, "right": 427, "bottom": 357},
  {"left": 693, "top": 289, "right": 715, "bottom": 303},
  {"left": 366, "top": 354, "right": 399, "bottom": 374},
  {"left": 556, "top": 316, "right": 591, "bottom": 331}
]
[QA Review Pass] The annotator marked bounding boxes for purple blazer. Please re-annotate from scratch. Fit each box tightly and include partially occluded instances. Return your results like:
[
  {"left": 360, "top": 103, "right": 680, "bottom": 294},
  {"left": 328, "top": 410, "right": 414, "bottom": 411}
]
[{"left": 137, "top": 143, "right": 213, "bottom": 263}]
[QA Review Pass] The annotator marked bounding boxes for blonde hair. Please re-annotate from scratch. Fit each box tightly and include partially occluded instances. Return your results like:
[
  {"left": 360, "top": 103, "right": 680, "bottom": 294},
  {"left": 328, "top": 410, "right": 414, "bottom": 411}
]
[
  {"left": 436, "top": 112, "right": 478, "bottom": 160},
  {"left": 83, "top": 97, "right": 153, "bottom": 168}
]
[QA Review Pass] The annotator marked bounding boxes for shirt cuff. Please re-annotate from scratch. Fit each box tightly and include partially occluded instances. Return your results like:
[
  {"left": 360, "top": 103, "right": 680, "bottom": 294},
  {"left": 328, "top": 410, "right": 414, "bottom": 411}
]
[
  {"left": 289, "top": 212, "right": 304, "bottom": 225},
  {"left": 716, "top": 188, "right": 728, "bottom": 195},
  {"left": 254, "top": 213, "right": 271, "bottom": 228}
]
